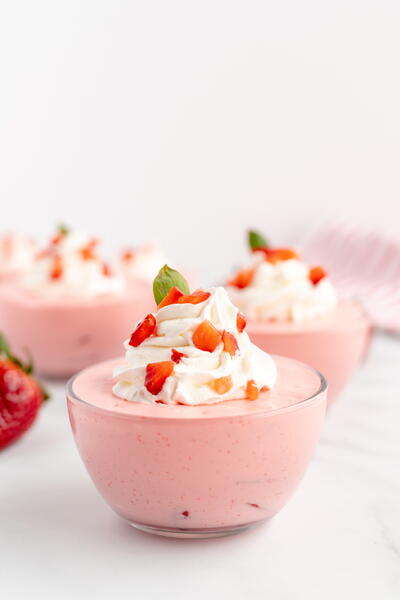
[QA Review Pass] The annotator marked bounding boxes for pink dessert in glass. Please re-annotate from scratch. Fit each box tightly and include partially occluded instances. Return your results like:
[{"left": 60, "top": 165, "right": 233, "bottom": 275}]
[
  {"left": 226, "top": 231, "right": 371, "bottom": 404},
  {"left": 0, "top": 226, "right": 153, "bottom": 377},
  {"left": 67, "top": 267, "right": 327, "bottom": 538}
]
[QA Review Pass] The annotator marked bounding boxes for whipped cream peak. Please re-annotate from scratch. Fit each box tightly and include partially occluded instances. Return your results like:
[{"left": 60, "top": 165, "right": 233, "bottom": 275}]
[
  {"left": 0, "top": 233, "right": 36, "bottom": 275},
  {"left": 113, "top": 286, "right": 277, "bottom": 406},
  {"left": 120, "top": 244, "right": 169, "bottom": 282},
  {"left": 227, "top": 248, "right": 337, "bottom": 323},
  {"left": 22, "top": 228, "right": 125, "bottom": 298}
]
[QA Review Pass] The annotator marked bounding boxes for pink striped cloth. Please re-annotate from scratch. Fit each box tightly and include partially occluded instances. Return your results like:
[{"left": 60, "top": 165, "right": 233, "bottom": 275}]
[{"left": 302, "top": 224, "right": 400, "bottom": 332}]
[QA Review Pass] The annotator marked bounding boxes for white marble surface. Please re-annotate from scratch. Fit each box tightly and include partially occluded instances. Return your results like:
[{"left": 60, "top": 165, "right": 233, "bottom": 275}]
[{"left": 1, "top": 332, "right": 399, "bottom": 600}]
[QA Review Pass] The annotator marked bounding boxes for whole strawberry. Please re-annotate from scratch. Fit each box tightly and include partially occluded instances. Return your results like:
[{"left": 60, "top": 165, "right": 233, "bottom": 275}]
[{"left": 0, "top": 335, "right": 48, "bottom": 450}]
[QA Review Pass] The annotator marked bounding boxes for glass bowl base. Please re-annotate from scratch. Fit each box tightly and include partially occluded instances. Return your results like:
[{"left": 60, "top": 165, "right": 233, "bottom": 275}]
[{"left": 128, "top": 519, "right": 267, "bottom": 539}]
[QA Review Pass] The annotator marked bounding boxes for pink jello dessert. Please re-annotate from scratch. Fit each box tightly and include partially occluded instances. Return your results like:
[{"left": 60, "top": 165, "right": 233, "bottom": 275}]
[
  {"left": 0, "top": 226, "right": 152, "bottom": 377},
  {"left": 226, "top": 231, "right": 371, "bottom": 404},
  {"left": 67, "top": 267, "right": 327, "bottom": 538},
  {"left": 0, "top": 232, "right": 36, "bottom": 281}
]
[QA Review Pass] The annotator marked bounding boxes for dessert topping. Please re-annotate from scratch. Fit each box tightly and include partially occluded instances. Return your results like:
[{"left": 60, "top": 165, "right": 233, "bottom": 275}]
[
  {"left": 145, "top": 361, "right": 175, "bottom": 395},
  {"left": 171, "top": 349, "right": 188, "bottom": 364},
  {"left": 113, "top": 266, "right": 277, "bottom": 405},
  {"left": 129, "top": 314, "right": 157, "bottom": 347},
  {"left": 227, "top": 229, "right": 337, "bottom": 322},
  {"left": 309, "top": 266, "right": 327, "bottom": 285},
  {"left": 222, "top": 331, "right": 239, "bottom": 356}
]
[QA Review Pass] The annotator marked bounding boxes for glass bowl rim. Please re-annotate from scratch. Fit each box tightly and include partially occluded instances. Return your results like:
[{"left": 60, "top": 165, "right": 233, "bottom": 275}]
[{"left": 66, "top": 355, "right": 328, "bottom": 422}]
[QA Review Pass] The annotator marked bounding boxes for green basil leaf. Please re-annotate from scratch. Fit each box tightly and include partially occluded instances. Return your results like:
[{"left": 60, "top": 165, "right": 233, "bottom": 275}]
[
  {"left": 248, "top": 230, "right": 268, "bottom": 251},
  {"left": 153, "top": 265, "right": 190, "bottom": 305}
]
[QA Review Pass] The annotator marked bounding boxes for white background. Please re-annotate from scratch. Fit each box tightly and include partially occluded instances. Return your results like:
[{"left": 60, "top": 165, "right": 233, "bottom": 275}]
[{"left": 1, "top": 1, "right": 399, "bottom": 281}]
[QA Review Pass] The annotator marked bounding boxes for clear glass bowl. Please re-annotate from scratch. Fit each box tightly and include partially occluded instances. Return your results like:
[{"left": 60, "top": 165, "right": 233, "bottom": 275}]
[{"left": 66, "top": 355, "right": 327, "bottom": 538}]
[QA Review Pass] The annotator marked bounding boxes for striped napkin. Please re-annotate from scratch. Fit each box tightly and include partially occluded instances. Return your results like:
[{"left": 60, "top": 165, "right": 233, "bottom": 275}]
[{"left": 302, "top": 224, "right": 400, "bottom": 333}]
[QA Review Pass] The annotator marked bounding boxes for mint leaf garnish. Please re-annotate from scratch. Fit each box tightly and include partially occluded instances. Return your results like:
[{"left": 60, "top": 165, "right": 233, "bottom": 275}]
[
  {"left": 248, "top": 230, "right": 268, "bottom": 251},
  {"left": 153, "top": 265, "right": 190, "bottom": 305},
  {"left": 57, "top": 223, "right": 70, "bottom": 236}
]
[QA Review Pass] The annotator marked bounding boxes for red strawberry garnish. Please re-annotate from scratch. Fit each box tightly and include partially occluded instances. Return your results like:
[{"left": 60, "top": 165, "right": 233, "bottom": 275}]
[
  {"left": 236, "top": 312, "right": 247, "bottom": 333},
  {"left": 51, "top": 233, "right": 63, "bottom": 246},
  {"left": 50, "top": 256, "right": 63, "bottom": 280},
  {"left": 122, "top": 249, "right": 135, "bottom": 261},
  {"left": 80, "top": 239, "right": 98, "bottom": 260},
  {"left": 228, "top": 268, "right": 255, "bottom": 289},
  {"left": 158, "top": 286, "right": 184, "bottom": 308},
  {"left": 309, "top": 266, "right": 327, "bottom": 285},
  {"left": 192, "top": 320, "right": 222, "bottom": 352},
  {"left": 246, "top": 380, "right": 259, "bottom": 400},
  {"left": 261, "top": 248, "right": 299, "bottom": 264},
  {"left": 129, "top": 314, "right": 157, "bottom": 347},
  {"left": 102, "top": 262, "right": 112, "bottom": 277},
  {"left": 145, "top": 361, "right": 174, "bottom": 395},
  {"left": 171, "top": 349, "right": 188, "bottom": 364},
  {"left": 0, "top": 335, "right": 48, "bottom": 450},
  {"left": 51, "top": 224, "right": 69, "bottom": 246},
  {"left": 177, "top": 290, "right": 211, "bottom": 305},
  {"left": 222, "top": 331, "right": 239, "bottom": 356},
  {"left": 209, "top": 376, "right": 233, "bottom": 395}
]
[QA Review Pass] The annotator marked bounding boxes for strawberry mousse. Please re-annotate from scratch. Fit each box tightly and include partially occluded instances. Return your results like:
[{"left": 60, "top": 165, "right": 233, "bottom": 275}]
[
  {"left": 67, "top": 266, "right": 327, "bottom": 538},
  {"left": 226, "top": 231, "right": 370, "bottom": 403},
  {"left": 0, "top": 226, "right": 152, "bottom": 377},
  {"left": 0, "top": 233, "right": 35, "bottom": 281}
]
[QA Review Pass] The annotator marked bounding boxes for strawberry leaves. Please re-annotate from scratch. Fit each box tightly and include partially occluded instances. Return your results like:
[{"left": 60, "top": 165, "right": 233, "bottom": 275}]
[{"left": 0, "top": 333, "right": 49, "bottom": 400}]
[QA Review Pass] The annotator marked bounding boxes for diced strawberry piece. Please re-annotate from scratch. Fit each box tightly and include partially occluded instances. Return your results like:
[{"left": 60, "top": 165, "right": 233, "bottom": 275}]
[
  {"left": 158, "top": 286, "right": 184, "bottom": 309},
  {"left": 50, "top": 256, "right": 63, "bottom": 280},
  {"left": 122, "top": 249, "right": 134, "bottom": 261},
  {"left": 129, "top": 314, "right": 157, "bottom": 347},
  {"left": 102, "top": 262, "right": 112, "bottom": 277},
  {"left": 80, "top": 246, "right": 95, "bottom": 261},
  {"left": 262, "top": 248, "right": 299, "bottom": 264},
  {"left": 209, "top": 376, "right": 233, "bottom": 395},
  {"left": 171, "top": 348, "right": 188, "bottom": 364},
  {"left": 228, "top": 268, "right": 255, "bottom": 289},
  {"left": 177, "top": 290, "right": 211, "bottom": 305},
  {"left": 309, "top": 266, "right": 327, "bottom": 285},
  {"left": 236, "top": 312, "right": 247, "bottom": 333},
  {"left": 192, "top": 320, "right": 222, "bottom": 352},
  {"left": 246, "top": 380, "right": 259, "bottom": 400},
  {"left": 222, "top": 331, "right": 239, "bottom": 356},
  {"left": 145, "top": 361, "right": 174, "bottom": 395},
  {"left": 51, "top": 233, "right": 63, "bottom": 246}
]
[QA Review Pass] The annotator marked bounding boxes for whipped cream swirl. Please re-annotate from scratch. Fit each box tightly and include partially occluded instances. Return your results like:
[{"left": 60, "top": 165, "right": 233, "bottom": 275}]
[
  {"left": 22, "top": 230, "right": 125, "bottom": 298},
  {"left": 113, "top": 287, "right": 277, "bottom": 405},
  {"left": 120, "top": 244, "right": 169, "bottom": 282},
  {"left": 0, "top": 233, "right": 36, "bottom": 276},
  {"left": 227, "top": 253, "right": 337, "bottom": 323}
]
